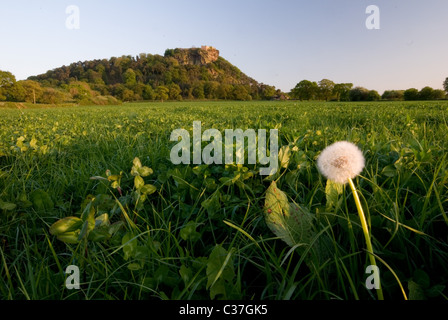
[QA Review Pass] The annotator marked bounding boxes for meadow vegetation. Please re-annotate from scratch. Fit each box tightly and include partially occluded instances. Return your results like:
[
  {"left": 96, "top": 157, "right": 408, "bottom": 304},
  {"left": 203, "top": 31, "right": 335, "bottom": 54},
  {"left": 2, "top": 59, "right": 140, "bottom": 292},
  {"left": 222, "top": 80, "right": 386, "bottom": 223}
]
[{"left": 0, "top": 100, "right": 447, "bottom": 300}]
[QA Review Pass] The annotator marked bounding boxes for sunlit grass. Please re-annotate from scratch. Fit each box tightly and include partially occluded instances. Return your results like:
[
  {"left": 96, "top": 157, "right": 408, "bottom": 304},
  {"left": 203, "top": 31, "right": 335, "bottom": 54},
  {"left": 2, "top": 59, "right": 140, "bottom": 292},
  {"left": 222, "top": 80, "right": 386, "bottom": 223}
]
[{"left": 0, "top": 100, "right": 447, "bottom": 300}]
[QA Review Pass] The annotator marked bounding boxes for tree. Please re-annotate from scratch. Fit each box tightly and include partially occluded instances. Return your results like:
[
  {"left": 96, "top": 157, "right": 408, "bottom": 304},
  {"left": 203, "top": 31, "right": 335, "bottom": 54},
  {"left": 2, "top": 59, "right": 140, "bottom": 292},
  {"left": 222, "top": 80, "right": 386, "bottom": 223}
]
[
  {"left": 318, "top": 79, "right": 335, "bottom": 101},
  {"left": 367, "top": 90, "right": 380, "bottom": 101},
  {"left": 121, "top": 89, "right": 135, "bottom": 101},
  {"left": 232, "top": 85, "right": 251, "bottom": 101},
  {"left": 142, "top": 84, "right": 155, "bottom": 100},
  {"left": 259, "top": 84, "right": 276, "bottom": 100},
  {"left": 132, "top": 83, "right": 146, "bottom": 98},
  {"left": 0, "top": 70, "right": 17, "bottom": 101},
  {"left": 192, "top": 82, "right": 205, "bottom": 99},
  {"left": 216, "top": 83, "right": 233, "bottom": 100},
  {"left": 433, "top": 89, "right": 446, "bottom": 100},
  {"left": 123, "top": 68, "right": 137, "bottom": 88},
  {"left": 349, "top": 87, "right": 369, "bottom": 101},
  {"left": 155, "top": 85, "right": 169, "bottom": 102},
  {"left": 0, "top": 70, "right": 16, "bottom": 87},
  {"left": 41, "top": 88, "right": 66, "bottom": 104},
  {"left": 333, "top": 83, "right": 353, "bottom": 101},
  {"left": 204, "top": 81, "right": 220, "bottom": 99},
  {"left": 19, "top": 80, "right": 43, "bottom": 103},
  {"left": 68, "top": 81, "right": 93, "bottom": 101},
  {"left": 382, "top": 90, "right": 404, "bottom": 100},
  {"left": 6, "top": 82, "right": 25, "bottom": 102},
  {"left": 419, "top": 86, "right": 434, "bottom": 100},
  {"left": 404, "top": 88, "right": 419, "bottom": 101},
  {"left": 168, "top": 83, "right": 182, "bottom": 100},
  {"left": 290, "top": 80, "right": 318, "bottom": 100},
  {"left": 444, "top": 77, "right": 448, "bottom": 94}
]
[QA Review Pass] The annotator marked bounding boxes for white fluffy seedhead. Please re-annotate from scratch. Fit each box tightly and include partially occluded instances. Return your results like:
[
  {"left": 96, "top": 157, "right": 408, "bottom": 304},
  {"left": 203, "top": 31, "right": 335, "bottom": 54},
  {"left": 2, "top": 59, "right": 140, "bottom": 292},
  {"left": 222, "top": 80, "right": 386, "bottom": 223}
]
[{"left": 317, "top": 141, "right": 365, "bottom": 184}]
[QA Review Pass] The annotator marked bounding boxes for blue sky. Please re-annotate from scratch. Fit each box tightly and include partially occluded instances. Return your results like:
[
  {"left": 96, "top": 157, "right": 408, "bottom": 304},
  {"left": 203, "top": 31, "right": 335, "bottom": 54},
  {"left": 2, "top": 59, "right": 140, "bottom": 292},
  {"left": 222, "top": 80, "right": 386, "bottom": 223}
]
[{"left": 1, "top": 0, "right": 447, "bottom": 93}]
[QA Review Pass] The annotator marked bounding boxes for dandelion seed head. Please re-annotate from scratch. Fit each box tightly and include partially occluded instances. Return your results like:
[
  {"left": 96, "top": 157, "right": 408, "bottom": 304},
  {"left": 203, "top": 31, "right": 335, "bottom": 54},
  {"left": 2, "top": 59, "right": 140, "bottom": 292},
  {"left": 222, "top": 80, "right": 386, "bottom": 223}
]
[{"left": 317, "top": 141, "right": 365, "bottom": 184}]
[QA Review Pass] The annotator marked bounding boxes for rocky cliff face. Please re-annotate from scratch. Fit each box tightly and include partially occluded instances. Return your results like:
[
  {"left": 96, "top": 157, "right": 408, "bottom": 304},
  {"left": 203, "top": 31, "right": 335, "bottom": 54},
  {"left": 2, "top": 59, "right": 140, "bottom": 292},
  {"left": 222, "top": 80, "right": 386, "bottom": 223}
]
[{"left": 167, "top": 46, "right": 220, "bottom": 66}]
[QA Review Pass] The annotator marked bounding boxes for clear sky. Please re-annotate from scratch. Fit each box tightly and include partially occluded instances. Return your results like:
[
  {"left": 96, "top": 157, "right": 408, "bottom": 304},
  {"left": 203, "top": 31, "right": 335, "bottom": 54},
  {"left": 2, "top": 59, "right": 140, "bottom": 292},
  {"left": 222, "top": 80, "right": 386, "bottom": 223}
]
[{"left": 1, "top": 0, "right": 447, "bottom": 93}]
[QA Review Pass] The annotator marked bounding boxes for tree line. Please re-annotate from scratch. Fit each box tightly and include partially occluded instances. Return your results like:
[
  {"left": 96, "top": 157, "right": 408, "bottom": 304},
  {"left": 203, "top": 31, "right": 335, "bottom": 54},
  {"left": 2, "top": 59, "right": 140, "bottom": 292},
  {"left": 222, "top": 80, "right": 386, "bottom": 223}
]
[{"left": 290, "top": 78, "right": 448, "bottom": 101}]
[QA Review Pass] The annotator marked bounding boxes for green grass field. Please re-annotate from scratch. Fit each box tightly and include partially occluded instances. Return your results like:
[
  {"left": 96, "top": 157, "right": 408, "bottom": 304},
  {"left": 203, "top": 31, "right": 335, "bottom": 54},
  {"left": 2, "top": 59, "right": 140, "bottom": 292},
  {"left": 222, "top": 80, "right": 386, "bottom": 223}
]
[{"left": 0, "top": 100, "right": 447, "bottom": 300}]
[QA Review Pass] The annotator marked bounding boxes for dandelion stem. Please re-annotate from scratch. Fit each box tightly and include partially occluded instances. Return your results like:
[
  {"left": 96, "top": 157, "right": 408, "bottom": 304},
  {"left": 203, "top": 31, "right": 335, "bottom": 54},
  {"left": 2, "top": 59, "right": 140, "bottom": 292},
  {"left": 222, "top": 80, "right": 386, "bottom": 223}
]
[{"left": 348, "top": 177, "right": 384, "bottom": 300}]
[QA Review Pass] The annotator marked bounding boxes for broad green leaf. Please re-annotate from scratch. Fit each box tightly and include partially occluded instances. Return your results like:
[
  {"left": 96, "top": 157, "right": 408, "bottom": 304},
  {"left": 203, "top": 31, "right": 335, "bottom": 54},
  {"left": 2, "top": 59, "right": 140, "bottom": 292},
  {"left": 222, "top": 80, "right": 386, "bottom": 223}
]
[
  {"left": 56, "top": 231, "right": 80, "bottom": 244},
  {"left": 382, "top": 164, "right": 397, "bottom": 177},
  {"left": 408, "top": 280, "right": 426, "bottom": 300},
  {"left": 29, "top": 137, "right": 38, "bottom": 149},
  {"left": 128, "top": 262, "right": 143, "bottom": 271},
  {"left": 201, "top": 191, "right": 220, "bottom": 216},
  {"left": 264, "top": 181, "right": 314, "bottom": 247},
  {"left": 138, "top": 166, "right": 153, "bottom": 177},
  {"left": 325, "top": 179, "right": 343, "bottom": 212},
  {"left": 413, "top": 269, "right": 430, "bottom": 289},
  {"left": 206, "top": 245, "right": 235, "bottom": 299},
  {"left": 219, "top": 176, "right": 233, "bottom": 186},
  {"left": 264, "top": 181, "right": 292, "bottom": 243},
  {"left": 180, "top": 221, "right": 201, "bottom": 241},
  {"left": 278, "top": 145, "right": 291, "bottom": 168},
  {"left": 94, "top": 213, "right": 110, "bottom": 228},
  {"left": 122, "top": 232, "right": 137, "bottom": 261},
  {"left": 49, "top": 216, "right": 83, "bottom": 235},
  {"left": 0, "top": 200, "right": 16, "bottom": 211},
  {"left": 88, "top": 227, "right": 111, "bottom": 242},
  {"left": 205, "top": 178, "right": 217, "bottom": 191},
  {"left": 111, "top": 181, "right": 120, "bottom": 189},
  {"left": 134, "top": 246, "right": 149, "bottom": 260},
  {"left": 17, "top": 193, "right": 27, "bottom": 202},
  {"left": 140, "top": 184, "right": 156, "bottom": 195},
  {"left": 147, "top": 237, "right": 161, "bottom": 253},
  {"left": 134, "top": 175, "right": 144, "bottom": 189},
  {"left": 108, "top": 221, "right": 125, "bottom": 235},
  {"left": 131, "top": 157, "right": 143, "bottom": 176},
  {"left": 39, "top": 145, "right": 49, "bottom": 155},
  {"left": 17, "top": 192, "right": 32, "bottom": 208},
  {"left": 180, "top": 265, "right": 193, "bottom": 285},
  {"left": 132, "top": 157, "right": 142, "bottom": 169},
  {"left": 107, "top": 175, "right": 121, "bottom": 182},
  {"left": 29, "top": 189, "right": 54, "bottom": 211}
]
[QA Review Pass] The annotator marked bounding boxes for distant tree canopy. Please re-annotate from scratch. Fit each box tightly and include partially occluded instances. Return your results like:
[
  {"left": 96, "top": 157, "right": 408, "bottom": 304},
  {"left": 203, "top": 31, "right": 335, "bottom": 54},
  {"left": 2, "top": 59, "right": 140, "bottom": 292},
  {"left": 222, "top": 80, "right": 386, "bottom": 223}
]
[
  {"left": 318, "top": 79, "right": 335, "bottom": 101},
  {"left": 349, "top": 87, "right": 369, "bottom": 101},
  {"left": 290, "top": 78, "right": 446, "bottom": 102},
  {"left": 0, "top": 70, "right": 66, "bottom": 104},
  {"left": 404, "top": 88, "right": 419, "bottom": 101},
  {"left": 290, "top": 80, "right": 318, "bottom": 100},
  {"left": 23, "top": 49, "right": 278, "bottom": 103},
  {"left": 404, "top": 87, "right": 446, "bottom": 101},
  {"left": 333, "top": 83, "right": 353, "bottom": 101},
  {"left": 381, "top": 90, "right": 404, "bottom": 101}
]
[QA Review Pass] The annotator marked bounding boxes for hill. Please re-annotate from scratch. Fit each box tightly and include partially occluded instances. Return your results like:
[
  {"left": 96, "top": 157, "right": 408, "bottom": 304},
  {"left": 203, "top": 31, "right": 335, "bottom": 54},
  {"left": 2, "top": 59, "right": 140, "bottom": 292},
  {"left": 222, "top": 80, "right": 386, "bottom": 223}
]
[{"left": 27, "top": 46, "right": 278, "bottom": 103}]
